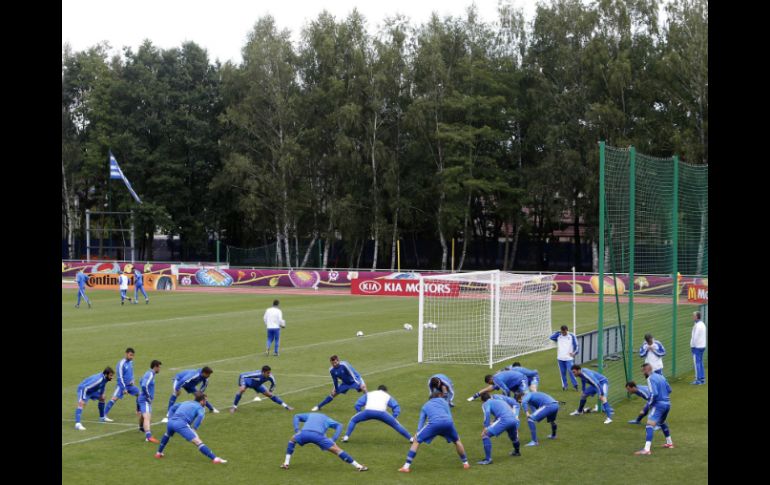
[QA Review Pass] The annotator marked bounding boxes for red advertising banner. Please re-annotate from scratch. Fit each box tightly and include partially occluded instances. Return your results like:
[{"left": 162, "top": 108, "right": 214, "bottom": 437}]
[
  {"left": 687, "top": 284, "right": 708, "bottom": 303},
  {"left": 351, "top": 279, "right": 460, "bottom": 297}
]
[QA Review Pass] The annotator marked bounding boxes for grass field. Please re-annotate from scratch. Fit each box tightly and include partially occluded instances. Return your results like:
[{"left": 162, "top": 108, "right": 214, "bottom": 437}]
[{"left": 62, "top": 289, "right": 707, "bottom": 484}]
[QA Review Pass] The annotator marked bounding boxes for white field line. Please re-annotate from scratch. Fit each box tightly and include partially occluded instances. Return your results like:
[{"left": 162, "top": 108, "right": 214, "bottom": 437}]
[
  {"left": 61, "top": 361, "right": 418, "bottom": 447},
  {"left": 62, "top": 419, "right": 137, "bottom": 427},
  {"left": 169, "top": 329, "right": 406, "bottom": 370}
]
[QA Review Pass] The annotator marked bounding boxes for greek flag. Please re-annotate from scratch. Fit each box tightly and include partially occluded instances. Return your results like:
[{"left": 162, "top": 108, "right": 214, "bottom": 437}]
[{"left": 109, "top": 151, "right": 142, "bottom": 204}]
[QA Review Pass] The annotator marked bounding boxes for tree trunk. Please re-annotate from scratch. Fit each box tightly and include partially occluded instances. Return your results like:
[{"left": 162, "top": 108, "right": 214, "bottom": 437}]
[
  {"left": 457, "top": 193, "right": 472, "bottom": 271},
  {"left": 502, "top": 222, "right": 511, "bottom": 271},
  {"left": 356, "top": 241, "right": 363, "bottom": 269},
  {"left": 301, "top": 232, "right": 318, "bottom": 268},
  {"left": 275, "top": 221, "right": 283, "bottom": 267},
  {"left": 372, "top": 226, "right": 379, "bottom": 270},
  {"left": 322, "top": 219, "right": 332, "bottom": 268},
  {"left": 371, "top": 111, "right": 379, "bottom": 271},
  {"left": 573, "top": 194, "right": 582, "bottom": 271},
  {"left": 510, "top": 223, "right": 521, "bottom": 270},
  {"left": 62, "top": 159, "right": 75, "bottom": 259},
  {"left": 390, "top": 208, "right": 399, "bottom": 271}
]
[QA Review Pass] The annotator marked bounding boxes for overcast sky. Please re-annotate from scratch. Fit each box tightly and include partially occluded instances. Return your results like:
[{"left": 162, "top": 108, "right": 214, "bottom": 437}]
[{"left": 62, "top": 0, "right": 541, "bottom": 64}]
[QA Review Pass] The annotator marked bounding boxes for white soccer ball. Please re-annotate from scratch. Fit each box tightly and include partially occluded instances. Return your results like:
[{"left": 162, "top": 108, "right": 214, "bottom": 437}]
[
  {"left": 404, "top": 323, "right": 413, "bottom": 331},
  {"left": 431, "top": 323, "right": 438, "bottom": 330},
  {"left": 356, "top": 331, "right": 364, "bottom": 337}
]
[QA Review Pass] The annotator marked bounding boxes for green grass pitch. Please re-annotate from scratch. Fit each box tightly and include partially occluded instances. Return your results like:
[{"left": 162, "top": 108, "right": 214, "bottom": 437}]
[{"left": 62, "top": 289, "right": 707, "bottom": 484}]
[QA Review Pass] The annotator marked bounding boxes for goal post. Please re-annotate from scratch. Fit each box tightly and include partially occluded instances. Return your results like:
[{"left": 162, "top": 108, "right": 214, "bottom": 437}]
[{"left": 418, "top": 270, "right": 554, "bottom": 368}]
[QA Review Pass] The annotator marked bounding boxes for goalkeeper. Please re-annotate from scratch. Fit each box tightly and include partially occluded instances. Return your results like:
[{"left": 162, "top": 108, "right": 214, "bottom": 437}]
[{"left": 264, "top": 299, "right": 286, "bottom": 356}]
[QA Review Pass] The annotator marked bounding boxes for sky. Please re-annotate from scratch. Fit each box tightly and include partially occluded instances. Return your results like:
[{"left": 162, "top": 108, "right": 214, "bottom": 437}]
[{"left": 62, "top": 0, "right": 540, "bottom": 64}]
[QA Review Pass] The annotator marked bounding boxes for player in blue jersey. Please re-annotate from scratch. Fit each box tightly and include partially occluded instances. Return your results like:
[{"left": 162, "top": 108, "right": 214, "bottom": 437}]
[
  {"left": 517, "top": 390, "right": 559, "bottom": 446},
  {"left": 162, "top": 366, "right": 218, "bottom": 422},
  {"left": 570, "top": 365, "right": 614, "bottom": 423},
  {"left": 75, "top": 269, "right": 91, "bottom": 309},
  {"left": 505, "top": 363, "right": 540, "bottom": 391},
  {"left": 138, "top": 360, "right": 162, "bottom": 443},
  {"left": 398, "top": 391, "right": 470, "bottom": 472},
  {"left": 635, "top": 363, "right": 674, "bottom": 455},
  {"left": 312, "top": 355, "right": 367, "bottom": 411},
  {"left": 230, "top": 365, "right": 294, "bottom": 412},
  {"left": 155, "top": 392, "right": 227, "bottom": 463},
  {"left": 133, "top": 269, "right": 149, "bottom": 304},
  {"left": 280, "top": 412, "right": 368, "bottom": 471},
  {"left": 468, "top": 370, "right": 528, "bottom": 401},
  {"left": 625, "top": 381, "right": 653, "bottom": 424},
  {"left": 476, "top": 392, "right": 521, "bottom": 465},
  {"left": 74, "top": 367, "right": 114, "bottom": 430},
  {"left": 103, "top": 347, "right": 140, "bottom": 421},
  {"left": 341, "top": 385, "right": 412, "bottom": 442},
  {"left": 428, "top": 374, "right": 455, "bottom": 407}
]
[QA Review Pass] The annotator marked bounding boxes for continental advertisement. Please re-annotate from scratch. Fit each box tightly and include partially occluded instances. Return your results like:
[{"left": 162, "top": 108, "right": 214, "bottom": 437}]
[{"left": 85, "top": 273, "right": 177, "bottom": 291}]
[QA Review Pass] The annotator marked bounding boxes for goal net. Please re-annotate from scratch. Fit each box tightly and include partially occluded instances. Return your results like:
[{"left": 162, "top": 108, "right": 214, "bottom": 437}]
[{"left": 418, "top": 270, "right": 554, "bottom": 368}]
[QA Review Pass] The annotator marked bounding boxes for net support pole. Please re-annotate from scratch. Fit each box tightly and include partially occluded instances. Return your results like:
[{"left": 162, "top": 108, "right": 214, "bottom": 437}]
[
  {"left": 572, "top": 266, "right": 577, "bottom": 335},
  {"left": 672, "top": 155, "right": 680, "bottom": 377},
  {"left": 598, "top": 141, "right": 606, "bottom": 373},
  {"left": 488, "top": 272, "right": 495, "bottom": 368},
  {"left": 493, "top": 270, "right": 501, "bottom": 346},
  {"left": 418, "top": 276, "right": 424, "bottom": 363},
  {"left": 627, "top": 146, "right": 636, "bottom": 381},
  {"left": 86, "top": 209, "right": 91, "bottom": 262}
]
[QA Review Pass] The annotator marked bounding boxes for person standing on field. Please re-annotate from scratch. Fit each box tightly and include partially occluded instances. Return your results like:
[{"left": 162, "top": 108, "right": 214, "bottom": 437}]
[{"left": 264, "top": 299, "right": 286, "bottom": 356}]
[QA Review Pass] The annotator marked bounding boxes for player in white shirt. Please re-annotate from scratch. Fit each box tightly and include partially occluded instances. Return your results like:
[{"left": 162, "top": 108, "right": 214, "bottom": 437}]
[
  {"left": 341, "top": 385, "right": 412, "bottom": 442},
  {"left": 119, "top": 271, "right": 132, "bottom": 305},
  {"left": 639, "top": 334, "right": 666, "bottom": 375},
  {"left": 549, "top": 325, "right": 579, "bottom": 391},
  {"left": 264, "top": 299, "right": 286, "bottom": 356},
  {"left": 690, "top": 311, "right": 707, "bottom": 384}
]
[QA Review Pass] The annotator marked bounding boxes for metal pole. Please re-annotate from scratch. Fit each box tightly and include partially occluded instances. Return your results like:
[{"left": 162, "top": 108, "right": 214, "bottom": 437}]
[
  {"left": 598, "top": 141, "right": 606, "bottom": 373},
  {"left": 672, "top": 155, "right": 680, "bottom": 377},
  {"left": 572, "top": 266, "right": 577, "bottom": 335},
  {"left": 85, "top": 209, "right": 91, "bottom": 262},
  {"left": 451, "top": 238, "right": 455, "bottom": 272},
  {"left": 418, "top": 276, "right": 424, "bottom": 363},
  {"left": 216, "top": 238, "right": 221, "bottom": 265},
  {"left": 129, "top": 210, "right": 135, "bottom": 263},
  {"left": 628, "top": 146, "right": 636, "bottom": 381},
  {"left": 489, "top": 271, "right": 495, "bottom": 368}
]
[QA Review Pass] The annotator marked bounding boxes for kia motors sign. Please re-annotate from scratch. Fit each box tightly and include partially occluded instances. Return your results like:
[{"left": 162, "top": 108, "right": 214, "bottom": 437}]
[{"left": 351, "top": 279, "right": 459, "bottom": 297}]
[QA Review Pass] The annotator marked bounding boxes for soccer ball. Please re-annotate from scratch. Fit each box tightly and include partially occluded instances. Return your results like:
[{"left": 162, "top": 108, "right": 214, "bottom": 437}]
[
  {"left": 431, "top": 323, "right": 438, "bottom": 330},
  {"left": 356, "top": 331, "right": 364, "bottom": 337},
  {"left": 425, "top": 322, "right": 437, "bottom": 329},
  {"left": 404, "top": 323, "right": 413, "bottom": 331}
]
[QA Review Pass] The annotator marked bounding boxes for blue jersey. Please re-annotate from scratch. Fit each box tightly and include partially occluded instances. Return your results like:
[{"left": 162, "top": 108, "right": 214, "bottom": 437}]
[
  {"left": 140, "top": 370, "right": 157, "bottom": 402},
  {"left": 134, "top": 271, "right": 144, "bottom": 287},
  {"left": 76, "top": 272, "right": 88, "bottom": 287},
  {"left": 78, "top": 372, "right": 109, "bottom": 396},
  {"left": 354, "top": 392, "right": 402, "bottom": 417},
  {"left": 631, "top": 385, "right": 651, "bottom": 400},
  {"left": 174, "top": 369, "right": 209, "bottom": 391},
  {"left": 330, "top": 361, "right": 362, "bottom": 391},
  {"left": 504, "top": 366, "right": 539, "bottom": 383},
  {"left": 417, "top": 397, "right": 453, "bottom": 429},
  {"left": 169, "top": 401, "right": 206, "bottom": 429},
  {"left": 492, "top": 370, "right": 528, "bottom": 394},
  {"left": 521, "top": 391, "right": 558, "bottom": 412},
  {"left": 293, "top": 413, "right": 342, "bottom": 441},
  {"left": 647, "top": 374, "right": 671, "bottom": 404},
  {"left": 579, "top": 369, "right": 608, "bottom": 390},
  {"left": 482, "top": 396, "right": 520, "bottom": 427},
  {"left": 239, "top": 371, "right": 276, "bottom": 390},
  {"left": 116, "top": 358, "right": 134, "bottom": 388}
]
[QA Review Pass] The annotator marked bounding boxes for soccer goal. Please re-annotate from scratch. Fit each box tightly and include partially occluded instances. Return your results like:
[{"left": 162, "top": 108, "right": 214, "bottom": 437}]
[{"left": 418, "top": 270, "right": 554, "bottom": 368}]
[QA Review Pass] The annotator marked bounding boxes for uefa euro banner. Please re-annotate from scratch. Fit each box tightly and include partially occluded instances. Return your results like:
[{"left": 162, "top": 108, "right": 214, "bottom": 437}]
[{"left": 351, "top": 278, "right": 460, "bottom": 297}]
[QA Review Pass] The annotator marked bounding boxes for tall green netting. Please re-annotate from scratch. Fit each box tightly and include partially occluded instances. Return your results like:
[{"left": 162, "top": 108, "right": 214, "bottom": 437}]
[{"left": 598, "top": 143, "right": 707, "bottom": 405}]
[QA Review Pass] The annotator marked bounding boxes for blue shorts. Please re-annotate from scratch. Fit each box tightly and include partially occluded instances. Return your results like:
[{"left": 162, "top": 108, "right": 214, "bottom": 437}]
[
  {"left": 137, "top": 399, "right": 152, "bottom": 415},
  {"left": 583, "top": 382, "right": 608, "bottom": 397},
  {"left": 77, "top": 387, "right": 102, "bottom": 402},
  {"left": 294, "top": 430, "right": 335, "bottom": 450},
  {"left": 243, "top": 379, "right": 269, "bottom": 393},
  {"left": 112, "top": 384, "right": 139, "bottom": 399},
  {"left": 529, "top": 402, "right": 559, "bottom": 423},
  {"left": 168, "top": 419, "right": 199, "bottom": 441},
  {"left": 487, "top": 418, "right": 519, "bottom": 437},
  {"left": 336, "top": 382, "right": 365, "bottom": 394},
  {"left": 173, "top": 380, "right": 200, "bottom": 394},
  {"left": 416, "top": 420, "right": 459, "bottom": 444},
  {"left": 648, "top": 402, "right": 670, "bottom": 424}
]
